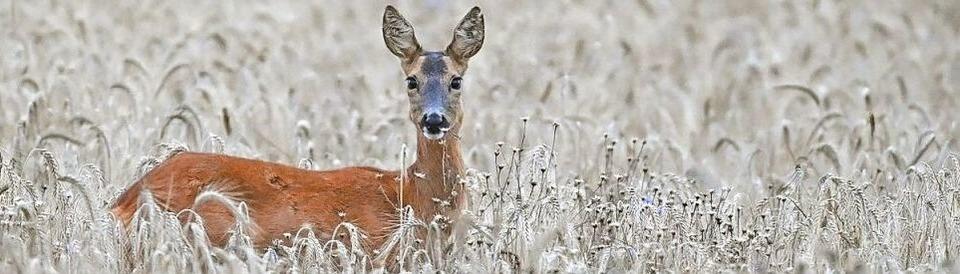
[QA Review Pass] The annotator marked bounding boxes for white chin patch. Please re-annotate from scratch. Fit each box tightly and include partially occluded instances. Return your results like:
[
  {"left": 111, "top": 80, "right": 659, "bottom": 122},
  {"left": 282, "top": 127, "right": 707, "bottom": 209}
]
[
  {"left": 422, "top": 127, "right": 447, "bottom": 140},
  {"left": 422, "top": 131, "right": 445, "bottom": 140}
]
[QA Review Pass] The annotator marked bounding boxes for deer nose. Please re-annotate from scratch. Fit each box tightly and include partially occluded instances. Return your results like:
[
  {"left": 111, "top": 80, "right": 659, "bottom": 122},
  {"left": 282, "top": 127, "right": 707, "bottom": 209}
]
[{"left": 421, "top": 112, "right": 448, "bottom": 130}]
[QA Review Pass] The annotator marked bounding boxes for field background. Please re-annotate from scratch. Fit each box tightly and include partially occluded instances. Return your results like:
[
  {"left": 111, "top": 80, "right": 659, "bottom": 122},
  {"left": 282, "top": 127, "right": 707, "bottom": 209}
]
[{"left": 2, "top": 0, "right": 960, "bottom": 273}]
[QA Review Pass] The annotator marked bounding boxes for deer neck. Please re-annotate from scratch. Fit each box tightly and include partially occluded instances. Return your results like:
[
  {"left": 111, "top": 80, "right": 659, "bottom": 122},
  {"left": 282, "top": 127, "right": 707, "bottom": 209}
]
[{"left": 406, "top": 132, "right": 465, "bottom": 221}]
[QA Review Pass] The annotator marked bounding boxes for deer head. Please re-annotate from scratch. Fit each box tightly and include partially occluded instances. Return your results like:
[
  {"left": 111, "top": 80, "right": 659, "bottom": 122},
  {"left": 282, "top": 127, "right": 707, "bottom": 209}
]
[{"left": 382, "top": 5, "right": 484, "bottom": 140}]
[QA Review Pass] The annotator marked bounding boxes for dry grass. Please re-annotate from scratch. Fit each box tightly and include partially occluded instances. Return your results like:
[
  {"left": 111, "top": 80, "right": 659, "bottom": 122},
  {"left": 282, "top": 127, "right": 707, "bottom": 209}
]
[{"left": 2, "top": 0, "right": 960, "bottom": 272}]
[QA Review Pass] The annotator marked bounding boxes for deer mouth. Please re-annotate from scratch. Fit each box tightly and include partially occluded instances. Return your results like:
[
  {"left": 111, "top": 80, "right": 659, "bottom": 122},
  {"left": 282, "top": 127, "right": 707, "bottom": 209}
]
[{"left": 422, "top": 125, "right": 449, "bottom": 140}]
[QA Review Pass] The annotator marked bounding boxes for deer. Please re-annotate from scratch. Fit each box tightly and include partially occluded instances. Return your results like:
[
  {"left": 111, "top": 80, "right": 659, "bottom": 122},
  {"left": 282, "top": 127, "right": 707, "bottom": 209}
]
[{"left": 111, "top": 5, "right": 484, "bottom": 258}]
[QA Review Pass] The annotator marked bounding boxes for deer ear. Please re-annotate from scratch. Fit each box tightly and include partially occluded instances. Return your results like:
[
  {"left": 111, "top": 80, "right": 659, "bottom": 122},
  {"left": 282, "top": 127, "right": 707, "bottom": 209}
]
[
  {"left": 445, "top": 7, "right": 484, "bottom": 63},
  {"left": 383, "top": 5, "right": 422, "bottom": 61}
]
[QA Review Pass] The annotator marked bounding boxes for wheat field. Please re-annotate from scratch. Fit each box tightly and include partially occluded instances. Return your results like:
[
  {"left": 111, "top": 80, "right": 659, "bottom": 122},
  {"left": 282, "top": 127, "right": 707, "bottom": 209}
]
[{"left": 1, "top": 0, "right": 960, "bottom": 273}]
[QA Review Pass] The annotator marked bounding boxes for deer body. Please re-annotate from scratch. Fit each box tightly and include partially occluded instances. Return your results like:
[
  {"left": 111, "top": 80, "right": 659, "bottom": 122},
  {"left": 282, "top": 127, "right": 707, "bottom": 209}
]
[
  {"left": 112, "top": 136, "right": 463, "bottom": 248},
  {"left": 111, "top": 5, "right": 483, "bottom": 252}
]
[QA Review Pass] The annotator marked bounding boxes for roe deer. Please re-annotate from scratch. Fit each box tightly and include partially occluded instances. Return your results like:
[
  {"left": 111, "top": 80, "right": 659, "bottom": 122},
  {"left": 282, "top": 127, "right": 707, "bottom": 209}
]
[{"left": 111, "top": 5, "right": 484, "bottom": 255}]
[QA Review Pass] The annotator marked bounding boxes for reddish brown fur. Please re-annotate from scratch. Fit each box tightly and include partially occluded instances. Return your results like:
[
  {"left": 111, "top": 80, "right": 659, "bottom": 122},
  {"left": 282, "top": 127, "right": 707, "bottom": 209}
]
[{"left": 111, "top": 135, "right": 464, "bottom": 249}]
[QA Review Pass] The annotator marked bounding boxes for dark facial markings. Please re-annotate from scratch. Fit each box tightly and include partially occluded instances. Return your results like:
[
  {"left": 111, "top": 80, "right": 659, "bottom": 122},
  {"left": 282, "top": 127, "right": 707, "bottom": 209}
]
[
  {"left": 418, "top": 52, "right": 450, "bottom": 116},
  {"left": 421, "top": 52, "right": 447, "bottom": 77}
]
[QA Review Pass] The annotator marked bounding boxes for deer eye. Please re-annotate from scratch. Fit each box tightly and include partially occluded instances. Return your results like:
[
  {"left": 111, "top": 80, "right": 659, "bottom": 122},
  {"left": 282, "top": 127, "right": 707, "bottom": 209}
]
[
  {"left": 405, "top": 77, "right": 418, "bottom": 90},
  {"left": 450, "top": 77, "right": 463, "bottom": 90}
]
